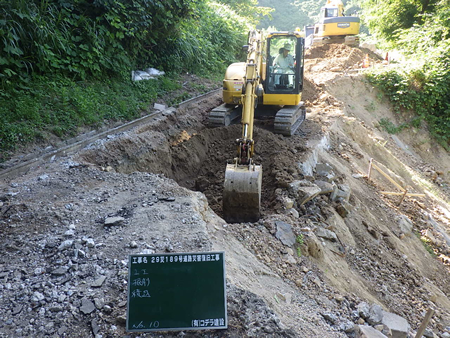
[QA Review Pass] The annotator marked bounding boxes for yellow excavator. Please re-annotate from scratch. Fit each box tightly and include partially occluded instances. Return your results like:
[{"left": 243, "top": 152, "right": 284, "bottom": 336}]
[
  {"left": 308, "top": 0, "right": 360, "bottom": 47},
  {"left": 215, "top": 30, "right": 306, "bottom": 223}
]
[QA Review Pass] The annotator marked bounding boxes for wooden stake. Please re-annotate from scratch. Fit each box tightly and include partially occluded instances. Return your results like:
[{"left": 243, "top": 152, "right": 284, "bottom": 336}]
[
  {"left": 397, "top": 187, "right": 408, "bottom": 206},
  {"left": 368, "top": 158, "right": 373, "bottom": 180},
  {"left": 380, "top": 192, "right": 425, "bottom": 197},
  {"left": 415, "top": 308, "right": 435, "bottom": 338},
  {"left": 371, "top": 162, "right": 405, "bottom": 192}
]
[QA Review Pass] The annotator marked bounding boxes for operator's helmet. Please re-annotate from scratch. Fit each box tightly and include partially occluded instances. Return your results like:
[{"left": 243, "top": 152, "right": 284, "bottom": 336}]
[{"left": 283, "top": 43, "right": 292, "bottom": 51}]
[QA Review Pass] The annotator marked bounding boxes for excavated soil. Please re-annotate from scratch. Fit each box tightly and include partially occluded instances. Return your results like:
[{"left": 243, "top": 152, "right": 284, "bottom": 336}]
[
  {"left": 77, "top": 119, "right": 320, "bottom": 220},
  {"left": 1, "top": 44, "right": 450, "bottom": 338}
]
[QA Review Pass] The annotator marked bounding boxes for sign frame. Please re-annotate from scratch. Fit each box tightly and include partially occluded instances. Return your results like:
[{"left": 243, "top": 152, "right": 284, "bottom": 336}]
[{"left": 126, "top": 251, "right": 227, "bottom": 332}]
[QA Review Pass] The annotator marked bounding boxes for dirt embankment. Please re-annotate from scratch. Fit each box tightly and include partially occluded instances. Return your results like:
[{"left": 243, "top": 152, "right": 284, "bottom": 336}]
[{"left": 1, "top": 44, "right": 449, "bottom": 338}]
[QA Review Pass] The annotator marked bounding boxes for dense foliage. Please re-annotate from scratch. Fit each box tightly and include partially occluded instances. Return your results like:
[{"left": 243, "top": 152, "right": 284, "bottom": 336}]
[
  {"left": 361, "top": 0, "right": 441, "bottom": 44},
  {"left": 0, "top": 0, "right": 260, "bottom": 159},
  {"left": 0, "top": 0, "right": 202, "bottom": 84},
  {"left": 1, "top": 0, "right": 449, "bottom": 159},
  {"left": 0, "top": 0, "right": 255, "bottom": 86},
  {"left": 367, "top": 56, "right": 450, "bottom": 147},
  {"left": 363, "top": 0, "right": 450, "bottom": 148},
  {"left": 0, "top": 76, "right": 184, "bottom": 161}
]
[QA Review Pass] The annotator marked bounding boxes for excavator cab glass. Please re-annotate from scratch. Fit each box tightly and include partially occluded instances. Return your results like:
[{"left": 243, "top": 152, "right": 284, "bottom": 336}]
[
  {"left": 265, "top": 35, "right": 304, "bottom": 94},
  {"left": 325, "top": 8, "right": 339, "bottom": 17}
]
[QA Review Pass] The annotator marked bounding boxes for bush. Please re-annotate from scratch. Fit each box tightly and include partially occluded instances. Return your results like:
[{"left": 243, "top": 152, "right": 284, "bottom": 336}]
[
  {"left": 366, "top": 57, "right": 450, "bottom": 149},
  {"left": 0, "top": 0, "right": 201, "bottom": 87},
  {"left": 0, "top": 0, "right": 259, "bottom": 161}
]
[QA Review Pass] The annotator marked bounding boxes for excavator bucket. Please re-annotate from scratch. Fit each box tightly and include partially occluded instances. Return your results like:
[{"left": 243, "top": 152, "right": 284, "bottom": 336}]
[{"left": 223, "top": 163, "right": 262, "bottom": 223}]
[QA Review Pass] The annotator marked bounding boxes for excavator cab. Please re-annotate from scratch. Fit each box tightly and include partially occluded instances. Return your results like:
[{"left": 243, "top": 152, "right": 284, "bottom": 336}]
[
  {"left": 265, "top": 35, "right": 304, "bottom": 95},
  {"left": 209, "top": 31, "right": 305, "bottom": 132}
]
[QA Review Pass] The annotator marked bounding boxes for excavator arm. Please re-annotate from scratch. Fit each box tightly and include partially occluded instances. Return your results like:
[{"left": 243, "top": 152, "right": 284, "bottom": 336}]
[{"left": 222, "top": 30, "right": 263, "bottom": 223}]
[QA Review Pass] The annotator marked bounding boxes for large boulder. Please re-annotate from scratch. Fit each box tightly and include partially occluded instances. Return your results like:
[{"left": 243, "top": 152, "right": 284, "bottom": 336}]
[
  {"left": 289, "top": 180, "right": 321, "bottom": 206},
  {"left": 381, "top": 311, "right": 410, "bottom": 338}
]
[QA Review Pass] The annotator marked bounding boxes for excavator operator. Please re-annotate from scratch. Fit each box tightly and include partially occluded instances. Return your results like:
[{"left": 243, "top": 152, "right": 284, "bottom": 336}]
[
  {"left": 273, "top": 43, "right": 294, "bottom": 69},
  {"left": 273, "top": 43, "right": 295, "bottom": 88}
]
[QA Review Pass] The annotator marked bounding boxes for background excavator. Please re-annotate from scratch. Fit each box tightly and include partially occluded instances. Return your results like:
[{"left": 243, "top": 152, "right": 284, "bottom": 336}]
[
  {"left": 306, "top": 0, "right": 360, "bottom": 47},
  {"left": 216, "top": 30, "right": 306, "bottom": 223}
]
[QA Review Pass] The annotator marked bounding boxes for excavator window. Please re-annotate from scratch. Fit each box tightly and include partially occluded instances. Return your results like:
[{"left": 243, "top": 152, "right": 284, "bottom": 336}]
[
  {"left": 266, "top": 37, "right": 299, "bottom": 92},
  {"left": 325, "top": 8, "right": 338, "bottom": 17}
]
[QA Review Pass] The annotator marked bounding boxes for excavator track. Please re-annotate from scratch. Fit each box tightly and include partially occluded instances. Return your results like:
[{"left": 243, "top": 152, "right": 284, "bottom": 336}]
[
  {"left": 208, "top": 104, "right": 241, "bottom": 127},
  {"left": 273, "top": 103, "right": 306, "bottom": 136},
  {"left": 312, "top": 35, "right": 359, "bottom": 47}
]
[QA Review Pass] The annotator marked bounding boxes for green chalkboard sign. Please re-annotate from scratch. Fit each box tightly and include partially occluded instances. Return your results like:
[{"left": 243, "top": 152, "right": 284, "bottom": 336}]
[{"left": 126, "top": 252, "right": 227, "bottom": 332}]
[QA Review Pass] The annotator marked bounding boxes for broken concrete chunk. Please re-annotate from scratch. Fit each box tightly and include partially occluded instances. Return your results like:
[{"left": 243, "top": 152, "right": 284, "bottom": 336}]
[
  {"left": 91, "top": 275, "right": 107, "bottom": 288},
  {"left": 281, "top": 196, "right": 295, "bottom": 209},
  {"left": 91, "top": 319, "right": 100, "bottom": 335},
  {"left": 357, "top": 302, "right": 370, "bottom": 318},
  {"left": 331, "top": 184, "right": 351, "bottom": 202},
  {"left": 153, "top": 103, "right": 166, "bottom": 111},
  {"left": 314, "top": 180, "right": 334, "bottom": 195},
  {"left": 367, "top": 304, "right": 384, "bottom": 325},
  {"left": 80, "top": 298, "right": 96, "bottom": 314},
  {"left": 315, "top": 227, "right": 337, "bottom": 242},
  {"left": 298, "top": 186, "right": 322, "bottom": 205},
  {"left": 315, "top": 163, "right": 335, "bottom": 182},
  {"left": 162, "top": 107, "right": 177, "bottom": 116},
  {"left": 289, "top": 180, "right": 321, "bottom": 206}
]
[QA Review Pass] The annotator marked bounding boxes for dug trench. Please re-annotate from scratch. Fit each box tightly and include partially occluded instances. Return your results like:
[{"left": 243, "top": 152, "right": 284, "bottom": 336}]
[{"left": 76, "top": 102, "right": 322, "bottom": 220}]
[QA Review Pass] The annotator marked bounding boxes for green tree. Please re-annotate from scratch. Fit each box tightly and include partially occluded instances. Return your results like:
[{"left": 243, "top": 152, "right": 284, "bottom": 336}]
[
  {"left": 361, "top": 0, "right": 439, "bottom": 43},
  {"left": 219, "top": 0, "right": 272, "bottom": 26},
  {"left": 363, "top": 0, "right": 450, "bottom": 148},
  {"left": 258, "top": 0, "right": 310, "bottom": 30},
  {"left": 394, "top": 0, "right": 450, "bottom": 53},
  {"left": 161, "top": 1, "right": 251, "bottom": 74}
]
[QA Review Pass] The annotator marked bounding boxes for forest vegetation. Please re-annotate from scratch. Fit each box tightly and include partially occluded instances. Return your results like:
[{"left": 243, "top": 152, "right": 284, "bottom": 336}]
[{"left": 0, "top": 0, "right": 449, "bottom": 162}]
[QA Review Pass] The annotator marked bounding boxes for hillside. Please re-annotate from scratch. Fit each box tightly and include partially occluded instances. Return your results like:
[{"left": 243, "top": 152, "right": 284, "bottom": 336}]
[{"left": 0, "top": 44, "right": 449, "bottom": 338}]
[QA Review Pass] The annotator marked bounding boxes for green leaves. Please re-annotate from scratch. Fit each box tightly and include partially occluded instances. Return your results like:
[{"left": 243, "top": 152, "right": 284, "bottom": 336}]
[
  {"left": 367, "top": 59, "right": 450, "bottom": 149},
  {"left": 0, "top": 0, "right": 206, "bottom": 87}
]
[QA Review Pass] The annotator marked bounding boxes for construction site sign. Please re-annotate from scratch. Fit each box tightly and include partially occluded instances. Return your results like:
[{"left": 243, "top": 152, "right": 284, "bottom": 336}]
[{"left": 126, "top": 252, "right": 227, "bottom": 332}]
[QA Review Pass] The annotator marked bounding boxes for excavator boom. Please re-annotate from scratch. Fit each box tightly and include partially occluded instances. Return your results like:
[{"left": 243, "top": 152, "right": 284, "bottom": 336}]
[{"left": 222, "top": 30, "right": 263, "bottom": 223}]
